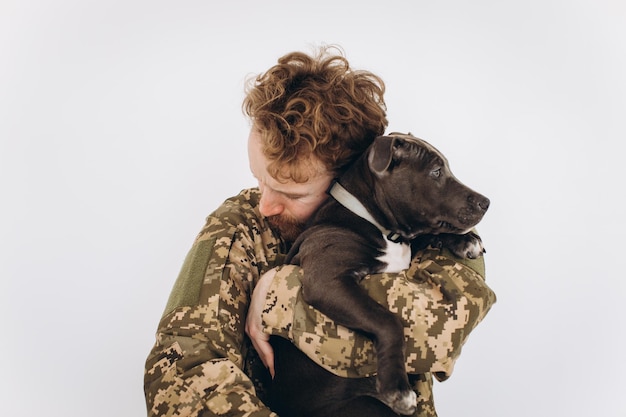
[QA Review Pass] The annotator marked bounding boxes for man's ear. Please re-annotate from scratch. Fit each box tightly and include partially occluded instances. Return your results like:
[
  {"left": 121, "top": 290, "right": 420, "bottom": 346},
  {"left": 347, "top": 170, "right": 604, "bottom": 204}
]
[{"left": 368, "top": 135, "right": 397, "bottom": 177}]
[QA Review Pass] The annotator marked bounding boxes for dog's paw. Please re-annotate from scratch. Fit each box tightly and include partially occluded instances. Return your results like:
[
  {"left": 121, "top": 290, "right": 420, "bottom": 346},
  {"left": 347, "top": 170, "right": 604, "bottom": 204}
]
[
  {"left": 437, "top": 231, "right": 486, "bottom": 259},
  {"left": 378, "top": 388, "right": 417, "bottom": 416},
  {"left": 412, "top": 232, "right": 486, "bottom": 259},
  {"left": 455, "top": 232, "right": 485, "bottom": 258}
]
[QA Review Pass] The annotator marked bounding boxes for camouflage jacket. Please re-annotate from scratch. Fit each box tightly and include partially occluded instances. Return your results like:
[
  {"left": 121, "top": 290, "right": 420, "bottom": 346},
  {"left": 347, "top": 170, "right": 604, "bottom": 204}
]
[{"left": 144, "top": 188, "right": 496, "bottom": 417}]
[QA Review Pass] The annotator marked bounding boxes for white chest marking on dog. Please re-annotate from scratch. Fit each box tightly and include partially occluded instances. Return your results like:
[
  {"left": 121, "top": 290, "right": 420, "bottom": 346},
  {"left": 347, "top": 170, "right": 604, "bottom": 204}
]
[{"left": 377, "top": 235, "right": 411, "bottom": 273}]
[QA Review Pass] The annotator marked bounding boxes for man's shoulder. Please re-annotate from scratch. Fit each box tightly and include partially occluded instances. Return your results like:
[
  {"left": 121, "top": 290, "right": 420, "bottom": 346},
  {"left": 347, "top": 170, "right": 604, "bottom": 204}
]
[
  {"left": 196, "top": 188, "right": 265, "bottom": 241},
  {"left": 213, "top": 188, "right": 261, "bottom": 220}
]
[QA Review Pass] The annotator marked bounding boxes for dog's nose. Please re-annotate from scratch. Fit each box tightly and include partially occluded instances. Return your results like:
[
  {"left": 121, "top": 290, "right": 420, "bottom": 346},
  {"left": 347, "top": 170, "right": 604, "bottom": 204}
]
[
  {"left": 478, "top": 196, "right": 490, "bottom": 211},
  {"left": 469, "top": 194, "right": 490, "bottom": 212}
]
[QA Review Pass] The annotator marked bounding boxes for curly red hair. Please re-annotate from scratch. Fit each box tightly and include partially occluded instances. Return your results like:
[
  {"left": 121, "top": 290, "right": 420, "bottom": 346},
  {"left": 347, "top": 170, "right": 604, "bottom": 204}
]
[{"left": 243, "top": 45, "right": 388, "bottom": 183}]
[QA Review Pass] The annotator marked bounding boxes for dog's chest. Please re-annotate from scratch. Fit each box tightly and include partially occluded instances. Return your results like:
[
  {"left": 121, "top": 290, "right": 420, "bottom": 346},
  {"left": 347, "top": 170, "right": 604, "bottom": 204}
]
[{"left": 376, "top": 235, "right": 411, "bottom": 273}]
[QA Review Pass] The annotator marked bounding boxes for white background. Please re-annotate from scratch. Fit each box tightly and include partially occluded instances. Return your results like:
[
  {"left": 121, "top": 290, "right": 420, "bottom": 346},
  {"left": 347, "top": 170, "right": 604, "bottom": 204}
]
[{"left": 1, "top": 1, "right": 625, "bottom": 416}]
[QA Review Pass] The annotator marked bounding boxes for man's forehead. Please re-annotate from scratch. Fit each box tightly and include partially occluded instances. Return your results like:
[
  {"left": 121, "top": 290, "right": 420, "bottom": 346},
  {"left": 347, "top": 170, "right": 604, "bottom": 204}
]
[
  {"left": 249, "top": 128, "right": 330, "bottom": 183},
  {"left": 274, "top": 160, "right": 327, "bottom": 183}
]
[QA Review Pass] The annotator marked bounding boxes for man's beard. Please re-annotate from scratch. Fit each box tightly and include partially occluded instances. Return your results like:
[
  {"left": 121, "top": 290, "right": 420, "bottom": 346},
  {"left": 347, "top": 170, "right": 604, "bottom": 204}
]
[{"left": 267, "top": 214, "right": 306, "bottom": 245}]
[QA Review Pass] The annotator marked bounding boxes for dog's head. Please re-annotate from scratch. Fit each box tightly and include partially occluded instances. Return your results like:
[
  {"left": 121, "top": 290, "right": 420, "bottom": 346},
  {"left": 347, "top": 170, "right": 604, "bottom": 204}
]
[{"left": 365, "top": 132, "right": 489, "bottom": 239}]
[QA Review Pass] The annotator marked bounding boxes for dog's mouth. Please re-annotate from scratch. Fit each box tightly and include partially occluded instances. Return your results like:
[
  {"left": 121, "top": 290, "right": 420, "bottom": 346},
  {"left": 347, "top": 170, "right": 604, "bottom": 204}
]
[
  {"left": 436, "top": 221, "right": 451, "bottom": 228},
  {"left": 437, "top": 221, "right": 457, "bottom": 231},
  {"left": 433, "top": 220, "right": 469, "bottom": 234}
]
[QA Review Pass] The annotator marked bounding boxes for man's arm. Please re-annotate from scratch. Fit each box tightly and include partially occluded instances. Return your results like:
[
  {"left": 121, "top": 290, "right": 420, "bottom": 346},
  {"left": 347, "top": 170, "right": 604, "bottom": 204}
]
[
  {"left": 261, "top": 245, "right": 496, "bottom": 380},
  {"left": 144, "top": 192, "right": 280, "bottom": 417}
]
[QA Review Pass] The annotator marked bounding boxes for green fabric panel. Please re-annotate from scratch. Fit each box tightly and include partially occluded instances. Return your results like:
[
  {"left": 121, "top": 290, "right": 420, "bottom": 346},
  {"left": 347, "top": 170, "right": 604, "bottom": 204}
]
[
  {"left": 441, "top": 247, "right": 486, "bottom": 278},
  {"left": 163, "top": 238, "right": 216, "bottom": 317}
]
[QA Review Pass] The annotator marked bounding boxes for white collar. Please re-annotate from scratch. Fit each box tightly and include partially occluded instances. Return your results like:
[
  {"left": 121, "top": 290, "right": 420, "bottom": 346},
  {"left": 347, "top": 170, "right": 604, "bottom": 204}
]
[{"left": 328, "top": 181, "right": 402, "bottom": 242}]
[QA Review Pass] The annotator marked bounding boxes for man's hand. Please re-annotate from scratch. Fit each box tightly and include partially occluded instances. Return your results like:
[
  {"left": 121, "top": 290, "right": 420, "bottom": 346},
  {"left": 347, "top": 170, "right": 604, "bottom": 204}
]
[{"left": 245, "top": 268, "right": 277, "bottom": 378}]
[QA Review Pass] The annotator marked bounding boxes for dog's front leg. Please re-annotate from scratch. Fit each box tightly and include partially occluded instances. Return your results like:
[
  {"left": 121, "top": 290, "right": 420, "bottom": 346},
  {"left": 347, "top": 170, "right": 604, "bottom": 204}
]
[{"left": 300, "top": 269, "right": 417, "bottom": 416}]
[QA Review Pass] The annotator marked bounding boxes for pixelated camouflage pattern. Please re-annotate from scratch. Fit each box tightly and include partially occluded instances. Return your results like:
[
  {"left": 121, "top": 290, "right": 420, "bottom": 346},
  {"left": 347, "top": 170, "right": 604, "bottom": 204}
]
[
  {"left": 144, "top": 188, "right": 496, "bottom": 417},
  {"left": 264, "top": 247, "right": 495, "bottom": 381},
  {"left": 263, "top": 247, "right": 495, "bottom": 417},
  {"left": 145, "top": 189, "right": 281, "bottom": 416}
]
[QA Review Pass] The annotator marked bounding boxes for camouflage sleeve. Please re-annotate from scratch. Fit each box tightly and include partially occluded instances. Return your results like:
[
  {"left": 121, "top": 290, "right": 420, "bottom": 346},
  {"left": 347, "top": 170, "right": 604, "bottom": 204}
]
[
  {"left": 262, "top": 246, "right": 496, "bottom": 381},
  {"left": 144, "top": 191, "right": 280, "bottom": 417}
]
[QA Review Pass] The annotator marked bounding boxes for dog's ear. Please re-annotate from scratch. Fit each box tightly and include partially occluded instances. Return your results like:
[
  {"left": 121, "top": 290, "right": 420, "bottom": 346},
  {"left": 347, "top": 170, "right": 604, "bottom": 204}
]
[{"left": 368, "top": 135, "right": 397, "bottom": 177}]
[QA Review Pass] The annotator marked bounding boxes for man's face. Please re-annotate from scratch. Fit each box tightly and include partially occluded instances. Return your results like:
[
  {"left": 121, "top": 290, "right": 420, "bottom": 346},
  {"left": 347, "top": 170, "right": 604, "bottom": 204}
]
[{"left": 247, "top": 129, "right": 333, "bottom": 243}]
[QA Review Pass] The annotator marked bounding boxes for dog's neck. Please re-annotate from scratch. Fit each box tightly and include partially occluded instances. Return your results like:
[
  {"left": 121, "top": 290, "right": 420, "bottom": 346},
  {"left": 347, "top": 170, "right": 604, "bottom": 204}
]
[{"left": 328, "top": 181, "right": 403, "bottom": 243}]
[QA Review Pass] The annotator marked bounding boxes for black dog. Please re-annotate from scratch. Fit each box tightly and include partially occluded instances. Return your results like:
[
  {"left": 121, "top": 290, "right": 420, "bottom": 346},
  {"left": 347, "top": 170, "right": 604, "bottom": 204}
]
[{"left": 267, "top": 132, "right": 489, "bottom": 416}]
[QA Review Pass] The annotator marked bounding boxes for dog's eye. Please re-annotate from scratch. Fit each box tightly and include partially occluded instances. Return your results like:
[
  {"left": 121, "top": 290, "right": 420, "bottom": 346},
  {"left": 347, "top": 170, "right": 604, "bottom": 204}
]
[{"left": 430, "top": 168, "right": 441, "bottom": 178}]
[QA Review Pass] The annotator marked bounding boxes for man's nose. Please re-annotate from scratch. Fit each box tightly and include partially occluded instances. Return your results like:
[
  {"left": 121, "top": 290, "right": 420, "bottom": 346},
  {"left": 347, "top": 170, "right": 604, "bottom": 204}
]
[{"left": 259, "top": 189, "right": 284, "bottom": 217}]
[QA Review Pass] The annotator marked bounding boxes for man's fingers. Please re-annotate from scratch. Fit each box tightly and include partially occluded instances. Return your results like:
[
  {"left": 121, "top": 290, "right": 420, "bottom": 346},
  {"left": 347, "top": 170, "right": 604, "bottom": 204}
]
[
  {"left": 246, "top": 268, "right": 278, "bottom": 377},
  {"left": 246, "top": 323, "right": 275, "bottom": 378},
  {"left": 255, "top": 337, "right": 275, "bottom": 378}
]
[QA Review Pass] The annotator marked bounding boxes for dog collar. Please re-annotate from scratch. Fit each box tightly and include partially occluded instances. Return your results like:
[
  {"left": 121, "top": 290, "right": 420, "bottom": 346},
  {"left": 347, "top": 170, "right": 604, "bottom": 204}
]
[{"left": 328, "top": 181, "right": 403, "bottom": 243}]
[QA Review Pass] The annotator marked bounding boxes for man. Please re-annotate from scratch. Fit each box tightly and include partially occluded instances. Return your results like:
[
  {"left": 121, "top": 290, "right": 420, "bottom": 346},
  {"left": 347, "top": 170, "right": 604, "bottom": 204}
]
[{"left": 144, "top": 45, "right": 496, "bottom": 417}]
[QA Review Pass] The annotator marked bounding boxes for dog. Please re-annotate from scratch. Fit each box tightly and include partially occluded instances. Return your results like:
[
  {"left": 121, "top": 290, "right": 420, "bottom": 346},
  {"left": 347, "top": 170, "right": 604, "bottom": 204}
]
[{"left": 266, "top": 132, "right": 490, "bottom": 417}]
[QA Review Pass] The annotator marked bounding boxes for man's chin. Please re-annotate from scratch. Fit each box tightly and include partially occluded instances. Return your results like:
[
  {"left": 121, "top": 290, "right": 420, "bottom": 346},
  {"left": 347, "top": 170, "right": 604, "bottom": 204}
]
[{"left": 268, "top": 215, "right": 305, "bottom": 245}]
